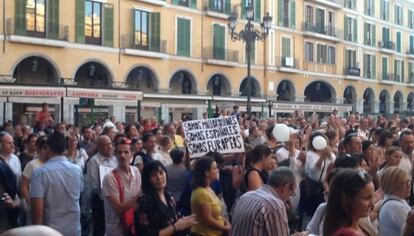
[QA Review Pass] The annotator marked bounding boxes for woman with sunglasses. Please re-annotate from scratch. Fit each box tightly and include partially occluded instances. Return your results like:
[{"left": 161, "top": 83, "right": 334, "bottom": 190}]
[
  {"left": 378, "top": 167, "right": 412, "bottom": 236},
  {"left": 102, "top": 138, "right": 141, "bottom": 236},
  {"left": 135, "top": 160, "right": 196, "bottom": 236},
  {"left": 323, "top": 169, "right": 375, "bottom": 236}
]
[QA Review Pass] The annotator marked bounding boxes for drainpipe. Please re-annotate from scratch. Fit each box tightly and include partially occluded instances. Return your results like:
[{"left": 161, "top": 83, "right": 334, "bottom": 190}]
[{"left": 2, "top": 0, "right": 6, "bottom": 53}]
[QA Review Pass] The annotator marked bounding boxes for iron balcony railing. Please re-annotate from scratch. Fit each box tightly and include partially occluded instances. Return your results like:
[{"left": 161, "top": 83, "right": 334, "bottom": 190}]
[
  {"left": 205, "top": 0, "right": 231, "bottom": 14},
  {"left": 6, "top": 18, "right": 68, "bottom": 41},
  {"left": 378, "top": 41, "right": 395, "bottom": 50},
  {"left": 203, "top": 47, "right": 239, "bottom": 63},
  {"left": 121, "top": 33, "right": 167, "bottom": 53},
  {"left": 276, "top": 56, "right": 301, "bottom": 69},
  {"left": 302, "top": 22, "right": 340, "bottom": 38},
  {"left": 344, "top": 66, "right": 361, "bottom": 76}
]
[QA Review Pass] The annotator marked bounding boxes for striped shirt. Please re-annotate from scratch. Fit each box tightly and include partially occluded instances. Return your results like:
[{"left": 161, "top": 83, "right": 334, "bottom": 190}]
[{"left": 231, "top": 185, "right": 289, "bottom": 236}]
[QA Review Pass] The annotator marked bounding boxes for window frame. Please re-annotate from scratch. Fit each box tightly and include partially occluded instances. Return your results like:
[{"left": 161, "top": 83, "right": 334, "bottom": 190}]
[
  {"left": 85, "top": 0, "right": 103, "bottom": 45},
  {"left": 133, "top": 9, "right": 150, "bottom": 50},
  {"left": 26, "top": 0, "right": 46, "bottom": 37}
]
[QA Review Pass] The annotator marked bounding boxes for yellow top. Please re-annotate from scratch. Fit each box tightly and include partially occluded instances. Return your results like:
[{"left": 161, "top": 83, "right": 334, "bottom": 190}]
[
  {"left": 191, "top": 187, "right": 225, "bottom": 236},
  {"left": 172, "top": 134, "right": 184, "bottom": 148}
]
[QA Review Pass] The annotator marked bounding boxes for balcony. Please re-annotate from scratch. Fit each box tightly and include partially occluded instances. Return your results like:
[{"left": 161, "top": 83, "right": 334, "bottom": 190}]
[
  {"left": 203, "top": 47, "right": 239, "bottom": 67},
  {"left": 363, "top": 71, "right": 375, "bottom": 80},
  {"left": 139, "top": 0, "right": 167, "bottom": 6},
  {"left": 306, "top": 0, "right": 343, "bottom": 9},
  {"left": 302, "top": 22, "right": 341, "bottom": 42},
  {"left": 121, "top": 34, "right": 169, "bottom": 59},
  {"left": 407, "top": 48, "right": 414, "bottom": 58},
  {"left": 205, "top": 0, "right": 231, "bottom": 19},
  {"left": 344, "top": 66, "right": 360, "bottom": 77},
  {"left": 303, "top": 61, "right": 337, "bottom": 74},
  {"left": 378, "top": 41, "right": 395, "bottom": 54},
  {"left": 381, "top": 73, "right": 395, "bottom": 82},
  {"left": 6, "top": 18, "right": 69, "bottom": 47},
  {"left": 276, "top": 57, "right": 301, "bottom": 73}
]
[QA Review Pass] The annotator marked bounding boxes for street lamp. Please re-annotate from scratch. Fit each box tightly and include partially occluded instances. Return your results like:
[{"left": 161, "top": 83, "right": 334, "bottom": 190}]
[{"left": 228, "top": 6, "right": 272, "bottom": 115}]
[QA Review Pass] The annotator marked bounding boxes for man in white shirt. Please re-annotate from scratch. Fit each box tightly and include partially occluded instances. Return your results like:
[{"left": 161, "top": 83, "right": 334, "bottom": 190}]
[
  {"left": 0, "top": 132, "right": 21, "bottom": 185},
  {"left": 86, "top": 135, "right": 117, "bottom": 236},
  {"left": 399, "top": 130, "right": 414, "bottom": 174}
]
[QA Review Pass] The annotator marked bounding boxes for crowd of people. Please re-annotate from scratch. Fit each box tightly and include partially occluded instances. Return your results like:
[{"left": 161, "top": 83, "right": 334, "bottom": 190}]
[{"left": 1, "top": 104, "right": 414, "bottom": 236}]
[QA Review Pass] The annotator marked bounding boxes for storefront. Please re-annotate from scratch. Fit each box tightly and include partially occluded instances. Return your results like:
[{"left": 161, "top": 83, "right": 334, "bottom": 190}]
[{"left": 271, "top": 102, "right": 353, "bottom": 117}]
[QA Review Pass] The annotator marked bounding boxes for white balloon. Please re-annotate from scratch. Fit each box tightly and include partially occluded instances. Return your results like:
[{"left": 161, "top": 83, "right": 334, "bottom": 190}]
[
  {"left": 312, "top": 136, "right": 328, "bottom": 150},
  {"left": 272, "top": 124, "right": 290, "bottom": 142}
]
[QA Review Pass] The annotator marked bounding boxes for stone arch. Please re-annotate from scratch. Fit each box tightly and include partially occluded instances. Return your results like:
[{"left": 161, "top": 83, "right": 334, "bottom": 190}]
[
  {"left": 363, "top": 88, "right": 375, "bottom": 114},
  {"left": 206, "top": 74, "right": 232, "bottom": 96},
  {"left": 276, "top": 80, "right": 296, "bottom": 101},
  {"left": 379, "top": 90, "right": 390, "bottom": 114},
  {"left": 408, "top": 92, "right": 414, "bottom": 111},
  {"left": 169, "top": 70, "right": 197, "bottom": 95},
  {"left": 125, "top": 65, "right": 159, "bottom": 92},
  {"left": 74, "top": 60, "right": 113, "bottom": 88},
  {"left": 394, "top": 91, "right": 404, "bottom": 113},
  {"left": 304, "top": 81, "right": 336, "bottom": 103},
  {"left": 239, "top": 77, "right": 261, "bottom": 97},
  {"left": 12, "top": 55, "right": 60, "bottom": 85}
]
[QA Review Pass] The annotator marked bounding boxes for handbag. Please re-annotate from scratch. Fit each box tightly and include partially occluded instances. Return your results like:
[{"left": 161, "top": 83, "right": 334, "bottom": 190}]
[{"left": 113, "top": 170, "right": 136, "bottom": 236}]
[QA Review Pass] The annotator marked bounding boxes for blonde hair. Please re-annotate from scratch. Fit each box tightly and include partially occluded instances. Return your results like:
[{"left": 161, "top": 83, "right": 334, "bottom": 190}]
[{"left": 380, "top": 166, "right": 410, "bottom": 194}]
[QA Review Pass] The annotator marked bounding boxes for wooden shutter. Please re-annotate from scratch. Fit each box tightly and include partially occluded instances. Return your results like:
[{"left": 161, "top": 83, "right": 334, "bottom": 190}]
[
  {"left": 364, "top": 23, "right": 368, "bottom": 45},
  {"left": 190, "top": 0, "right": 197, "bottom": 9},
  {"left": 410, "top": 36, "right": 414, "bottom": 51},
  {"left": 224, "top": 0, "right": 231, "bottom": 15},
  {"left": 382, "top": 57, "right": 387, "bottom": 79},
  {"left": 48, "top": 0, "right": 59, "bottom": 39},
  {"left": 75, "top": 0, "right": 85, "bottom": 43},
  {"left": 103, "top": 4, "right": 114, "bottom": 47},
  {"left": 290, "top": 0, "right": 296, "bottom": 29},
  {"left": 344, "top": 17, "right": 349, "bottom": 41},
  {"left": 277, "top": 0, "right": 283, "bottom": 26},
  {"left": 241, "top": 0, "right": 246, "bottom": 19},
  {"left": 394, "top": 60, "right": 398, "bottom": 81},
  {"left": 372, "top": 56, "right": 376, "bottom": 78},
  {"left": 254, "top": 0, "right": 261, "bottom": 22},
  {"left": 363, "top": 54, "right": 368, "bottom": 77},
  {"left": 372, "top": 25, "right": 376, "bottom": 46},
  {"left": 15, "top": 0, "right": 26, "bottom": 35},
  {"left": 213, "top": 24, "right": 225, "bottom": 60},
  {"left": 177, "top": 18, "right": 190, "bottom": 57},
  {"left": 281, "top": 37, "right": 290, "bottom": 58},
  {"left": 149, "top": 13, "right": 160, "bottom": 52},
  {"left": 402, "top": 61, "right": 405, "bottom": 83},
  {"left": 353, "top": 18, "right": 357, "bottom": 42},
  {"left": 397, "top": 31, "right": 401, "bottom": 52}
]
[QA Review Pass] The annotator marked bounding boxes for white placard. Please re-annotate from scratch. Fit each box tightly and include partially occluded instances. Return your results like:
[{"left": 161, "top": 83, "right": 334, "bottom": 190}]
[
  {"left": 182, "top": 116, "right": 245, "bottom": 158},
  {"left": 99, "top": 165, "right": 114, "bottom": 188}
]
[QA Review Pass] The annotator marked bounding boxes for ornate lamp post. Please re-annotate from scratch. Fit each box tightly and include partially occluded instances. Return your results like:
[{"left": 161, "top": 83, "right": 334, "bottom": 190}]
[{"left": 228, "top": 6, "right": 272, "bottom": 115}]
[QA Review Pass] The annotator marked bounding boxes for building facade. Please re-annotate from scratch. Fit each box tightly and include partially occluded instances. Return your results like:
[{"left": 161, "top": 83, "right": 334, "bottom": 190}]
[{"left": 1, "top": 0, "right": 414, "bottom": 124}]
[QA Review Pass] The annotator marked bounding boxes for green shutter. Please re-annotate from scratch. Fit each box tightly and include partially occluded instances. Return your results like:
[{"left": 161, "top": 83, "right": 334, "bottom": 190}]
[
  {"left": 177, "top": 18, "right": 190, "bottom": 57},
  {"left": 278, "top": 0, "right": 283, "bottom": 26},
  {"left": 372, "top": 56, "right": 376, "bottom": 78},
  {"left": 396, "top": 31, "right": 401, "bottom": 52},
  {"left": 409, "top": 10, "right": 413, "bottom": 29},
  {"left": 353, "top": 18, "right": 357, "bottom": 42},
  {"left": 103, "top": 4, "right": 114, "bottom": 47},
  {"left": 372, "top": 25, "right": 376, "bottom": 47},
  {"left": 363, "top": 54, "right": 367, "bottom": 76},
  {"left": 185, "top": 19, "right": 191, "bottom": 56},
  {"left": 241, "top": 0, "right": 246, "bottom": 19},
  {"left": 177, "top": 19, "right": 183, "bottom": 55},
  {"left": 208, "top": 0, "right": 214, "bottom": 11},
  {"left": 15, "top": 0, "right": 26, "bottom": 35},
  {"left": 394, "top": 60, "right": 398, "bottom": 81},
  {"left": 290, "top": 0, "right": 296, "bottom": 29},
  {"left": 172, "top": 0, "right": 179, "bottom": 5},
  {"left": 254, "top": 0, "right": 261, "bottom": 22},
  {"left": 190, "top": 0, "right": 197, "bottom": 9},
  {"left": 344, "top": 17, "right": 349, "bottom": 41},
  {"left": 410, "top": 36, "right": 414, "bottom": 52},
  {"left": 47, "top": 0, "right": 59, "bottom": 39},
  {"left": 282, "top": 37, "right": 290, "bottom": 57},
  {"left": 410, "top": 63, "right": 413, "bottom": 82},
  {"left": 382, "top": 57, "right": 388, "bottom": 79},
  {"left": 149, "top": 13, "right": 160, "bottom": 52},
  {"left": 213, "top": 24, "right": 225, "bottom": 60},
  {"left": 364, "top": 23, "right": 368, "bottom": 45},
  {"left": 402, "top": 62, "right": 405, "bottom": 83},
  {"left": 75, "top": 0, "right": 85, "bottom": 43},
  {"left": 224, "top": 0, "right": 231, "bottom": 15},
  {"left": 382, "top": 27, "right": 386, "bottom": 42}
]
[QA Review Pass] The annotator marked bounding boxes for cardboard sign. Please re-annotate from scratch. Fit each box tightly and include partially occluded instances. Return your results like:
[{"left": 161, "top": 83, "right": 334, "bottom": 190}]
[{"left": 182, "top": 116, "right": 245, "bottom": 158}]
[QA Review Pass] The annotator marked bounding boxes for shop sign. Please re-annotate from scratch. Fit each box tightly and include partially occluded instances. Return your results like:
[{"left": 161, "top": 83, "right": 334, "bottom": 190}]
[
  {"left": 0, "top": 86, "right": 65, "bottom": 97},
  {"left": 67, "top": 88, "right": 143, "bottom": 100},
  {"left": 272, "top": 102, "right": 352, "bottom": 113}
]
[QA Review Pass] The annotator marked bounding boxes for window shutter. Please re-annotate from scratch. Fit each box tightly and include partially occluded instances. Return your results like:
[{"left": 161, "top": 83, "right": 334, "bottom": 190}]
[
  {"left": 177, "top": 19, "right": 183, "bottom": 55},
  {"left": 372, "top": 25, "right": 376, "bottom": 46},
  {"left": 344, "top": 17, "right": 349, "bottom": 41},
  {"left": 402, "top": 61, "right": 405, "bottom": 83},
  {"left": 394, "top": 60, "right": 398, "bottom": 81},
  {"left": 190, "top": 0, "right": 197, "bottom": 9},
  {"left": 364, "top": 23, "right": 368, "bottom": 45},
  {"left": 353, "top": 18, "right": 357, "bottom": 42},
  {"left": 241, "top": 0, "right": 246, "bottom": 19},
  {"left": 47, "top": 0, "right": 59, "bottom": 39},
  {"left": 149, "top": 13, "right": 160, "bottom": 52},
  {"left": 185, "top": 19, "right": 191, "bottom": 56},
  {"left": 177, "top": 18, "right": 190, "bottom": 57},
  {"left": 281, "top": 37, "right": 290, "bottom": 58},
  {"left": 278, "top": 0, "right": 283, "bottom": 26},
  {"left": 172, "top": 0, "right": 179, "bottom": 5},
  {"left": 396, "top": 31, "right": 401, "bottom": 52},
  {"left": 410, "top": 36, "right": 414, "bottom": 51},
  {"left": 224, "top": 0, "right": 231, "bottom": 15},
  {"left": 15, "top": 0, "right": 26, "bottom": 35},
  {"left": 372, "top": 56, "right": 376, "bottom": 78},
  {"left": 382, "top": 58, "right": 387, "bottom": 79},
  {"left": 363, "top": 54, "right": 368, "bottom": 77},
  {"left": 103, "top": 4, "right": 114, "bottom": 47},
  {"left": 76, "top": 0, "right": 85, "bottom": 43},
  {"left": 254, "top": 0, "right": 261, "bottom": 22},
  {"left": 290, "top": 0, "right": 296, "bottom": 29}
]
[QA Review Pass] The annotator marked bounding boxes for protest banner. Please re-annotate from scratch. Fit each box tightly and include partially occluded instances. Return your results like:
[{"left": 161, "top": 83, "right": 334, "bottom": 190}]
[{"left": 182, "top": 116, "right": 245, "bottom": 158}]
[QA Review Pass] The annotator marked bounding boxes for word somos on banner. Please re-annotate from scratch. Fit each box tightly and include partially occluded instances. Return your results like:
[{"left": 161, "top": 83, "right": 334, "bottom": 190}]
[{"left": 182, "top": 116, "right": 245, "bottom": 158}]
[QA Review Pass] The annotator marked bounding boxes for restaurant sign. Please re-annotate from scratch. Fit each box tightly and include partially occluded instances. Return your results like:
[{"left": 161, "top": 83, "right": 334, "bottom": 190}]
[{"left": 0, "top": 86, "right": 65, "bottom": 97}]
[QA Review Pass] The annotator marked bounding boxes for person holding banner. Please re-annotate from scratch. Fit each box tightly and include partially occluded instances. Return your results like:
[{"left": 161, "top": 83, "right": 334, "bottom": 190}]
[{"left": 191, "top": 157, "right": 230, "bottom": 236}]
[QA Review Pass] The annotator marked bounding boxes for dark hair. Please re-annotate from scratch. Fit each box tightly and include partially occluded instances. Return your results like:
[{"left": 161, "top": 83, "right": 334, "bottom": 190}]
[
  {"left": 206, "top": 151, "right": 224, "bottom": 165},
  {"left": 65, "top": 135, "right": 81, "bottom": 150},
  {"left": 142, "top": 132, "right": 155, "bottom": 143},
  {"left": 46, "top": 132, "right": 66, "bottom": 154},
  {"left": 325, "top": 130, "right": 337, "bottom": 141},
  {"left": 141, "top": 160, "right": 167, "bottom": 194},
  {"left": 343, "top": 133, "right": 358, "bottom": 147},
  {"left": 114, "top": 137, "right": 131, "bottom": 151},
  {"left": 170, "top": 148, "right": 185, "bottom": 164},
  {"left": 246, "top": 144, "right": 271, "bottom": 165},
  {"left": 35, "top": 136, "right": 47, "bottom": 149},
  {"left": 124, "top": 124, "right": 137, "bottom": 138},
  {"left": 378, "top": 130, "right": 393, "bottom": 147},
  {"left": 399, "top": 129, "right": 414, "bottom": 142},
  {"left": 266, "top": 125, "right": 275, "bottom": 140},
  {"left": 192, "top": 157, "right": 215, "bottom": 189},
  {"left": 24, "top": 133, "right": 39, "bottom": 146},
  {"left": 323, "top": 169, "right": 373, "bottom": 236},
  {"left": 362, "top": 140, "right": 373, "bottom": 153},
  {"left": 81, "top": 126, "right": 92, "bottom": 134},
  {"left": 334, "top": 154, "right": 362, "bottom": 169}
]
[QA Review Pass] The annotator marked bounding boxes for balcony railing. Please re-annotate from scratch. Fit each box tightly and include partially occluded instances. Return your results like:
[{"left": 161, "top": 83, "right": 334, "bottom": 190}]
[
  {"left": 6, "top": 18, "right": 68, "bottom": 41},
  {"left": 205, "top": 0, "right": 231, "bottom": 15},
  {"left": 121, "top": 34, "right": 167, "bottom": 53},
  {"left": 277, "top": 56, "right": 301, "bottom": 70},
  {"left": 382, "top": 73, "right": 394, "bottom": 81},
  {"left": 344, "top": 66, "right": 360, "bottom": 76},
  {"left": 303, "top": 61, "right": 337, "bottom": 74},
  {"left": 302, "top": 22, "right": 340, "bottom": 38},
  {"left": 364, "top": 71, "right": 375, "bottom": 79},
  {"left": 378, "top": 41, "right": 395, "bottom": 50},
  {"left": 203, "top": 47, "right": 239, "bottom": 63}
]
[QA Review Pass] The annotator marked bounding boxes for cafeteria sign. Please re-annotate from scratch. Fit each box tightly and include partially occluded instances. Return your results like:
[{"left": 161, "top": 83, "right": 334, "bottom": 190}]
[{"left": 182, "top": 116, "right": 245, "bottom": 158}]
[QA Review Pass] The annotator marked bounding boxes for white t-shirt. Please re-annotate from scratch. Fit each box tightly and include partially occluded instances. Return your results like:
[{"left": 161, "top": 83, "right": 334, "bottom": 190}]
[
  {"left": 22, "top": 158, "right": 43, "bottom": 179},
  {"left": 305, "top": 150, "right": 335, "bottom": 182},
  {"left": 102, "top": 166, "right": 141, "bottom": 236}
]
